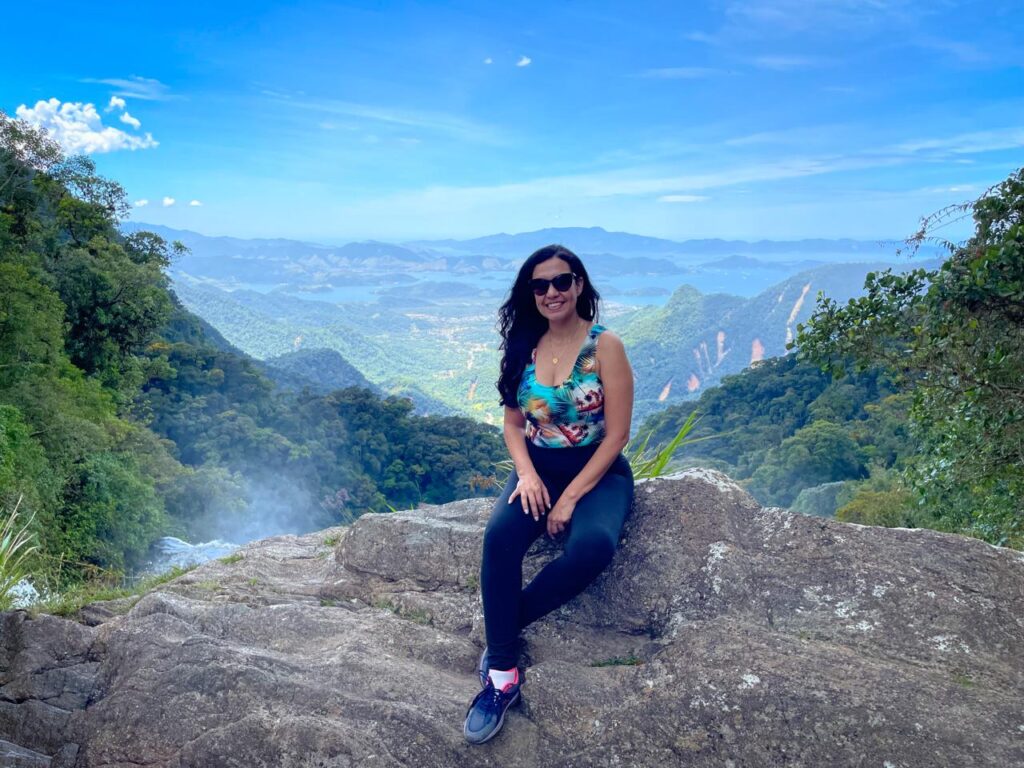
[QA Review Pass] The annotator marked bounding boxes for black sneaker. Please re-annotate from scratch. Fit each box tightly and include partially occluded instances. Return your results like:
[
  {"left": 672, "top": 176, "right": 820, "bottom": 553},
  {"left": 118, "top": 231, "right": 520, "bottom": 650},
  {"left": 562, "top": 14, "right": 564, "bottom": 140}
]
[{"left": 463, "top": 669, "right": 523, "bottom": 745}]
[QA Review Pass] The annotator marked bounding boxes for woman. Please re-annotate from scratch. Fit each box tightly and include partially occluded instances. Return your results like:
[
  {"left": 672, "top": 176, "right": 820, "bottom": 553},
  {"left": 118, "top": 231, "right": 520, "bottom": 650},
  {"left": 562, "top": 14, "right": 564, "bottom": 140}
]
[{"left": 464, "top": 244, "right": 635, "bottom": 744}]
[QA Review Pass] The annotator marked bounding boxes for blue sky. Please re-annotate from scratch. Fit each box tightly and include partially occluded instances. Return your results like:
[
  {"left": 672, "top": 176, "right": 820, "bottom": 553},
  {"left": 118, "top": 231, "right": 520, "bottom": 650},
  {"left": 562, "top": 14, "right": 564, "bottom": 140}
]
[{"left": 3, "top": 0, "right": 1022, "bottom": 242}]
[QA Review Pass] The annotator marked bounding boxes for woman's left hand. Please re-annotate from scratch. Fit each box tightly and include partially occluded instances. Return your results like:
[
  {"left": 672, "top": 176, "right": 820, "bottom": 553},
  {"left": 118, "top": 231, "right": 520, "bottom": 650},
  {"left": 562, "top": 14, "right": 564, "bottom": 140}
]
[{"left": 547, "top": 496, "right": 577, "bottom": 538}]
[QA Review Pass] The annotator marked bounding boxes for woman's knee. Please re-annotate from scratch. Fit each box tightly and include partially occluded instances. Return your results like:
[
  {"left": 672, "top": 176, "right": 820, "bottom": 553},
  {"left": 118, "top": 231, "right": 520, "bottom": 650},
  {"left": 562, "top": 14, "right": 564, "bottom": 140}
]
[
  {"left": 482, "top": 516, "right": 510, "bottom": 556},
  {"left": 565, "top": 529, "right": 618, "bottom": 571},
  {"left": 483, "top": 506, "right": 533, "bottom": 559}
]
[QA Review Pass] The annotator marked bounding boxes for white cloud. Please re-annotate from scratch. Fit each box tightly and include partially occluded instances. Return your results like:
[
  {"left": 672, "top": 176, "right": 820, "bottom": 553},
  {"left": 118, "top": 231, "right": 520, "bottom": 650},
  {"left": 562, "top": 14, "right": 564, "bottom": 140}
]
[
  {"left": 106, "top": 96, "right": 126, "bottom": 112},
  {"left": 119, "top": 111, "right": 141, "bottom": 129},
  {"left": 642, "top": 67, "right": 721, "bottom": 79},
  {"left": 484, "top": 57, "right": 493, "bottom": 65},
  {"left": 658, "top": 194, "right": 708, "bottom": 203},
  {"left": 516, "top": 56, "right": 532, "bottom": 67},
  {"left": 162, "top": 197, "right": 176, "bottom": 207},
  {"left": 189, "top": 199, "right": 203, "bottom": 206},
  {"left": 81, "top": 75, "right": 171, "bottom": 101},
  {"left": 15, "top": 98, "right": 158, "bottom": 154},
  {"left": 133, "top": 199, "right": 149, "bottom": 207}
]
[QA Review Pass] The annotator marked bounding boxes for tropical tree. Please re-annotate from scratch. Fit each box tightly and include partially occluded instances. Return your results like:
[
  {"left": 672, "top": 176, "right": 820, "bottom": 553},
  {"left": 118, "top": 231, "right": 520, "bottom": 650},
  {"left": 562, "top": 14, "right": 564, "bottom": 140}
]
[{"left": 796, "top": 169, "right": 1024, "bottom": 546}]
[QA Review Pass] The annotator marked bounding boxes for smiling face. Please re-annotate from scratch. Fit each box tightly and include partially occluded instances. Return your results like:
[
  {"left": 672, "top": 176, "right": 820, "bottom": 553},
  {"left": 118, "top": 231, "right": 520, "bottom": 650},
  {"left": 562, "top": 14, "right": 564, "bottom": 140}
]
[{"left": 532, "top": 256, "right": 582, "bottom": 322}]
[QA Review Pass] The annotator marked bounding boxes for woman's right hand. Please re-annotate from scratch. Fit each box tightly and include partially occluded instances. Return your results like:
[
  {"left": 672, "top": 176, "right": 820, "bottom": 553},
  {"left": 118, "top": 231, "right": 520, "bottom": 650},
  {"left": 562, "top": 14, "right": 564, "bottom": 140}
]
[{"left": 508, "top": 472, "right": 551, "bottom": 521}]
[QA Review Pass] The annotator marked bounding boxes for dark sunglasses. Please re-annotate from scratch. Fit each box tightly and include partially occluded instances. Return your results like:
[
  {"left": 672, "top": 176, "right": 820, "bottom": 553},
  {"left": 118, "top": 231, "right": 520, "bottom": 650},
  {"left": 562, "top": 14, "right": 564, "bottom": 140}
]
[{"left": 528, "top": 272, "right": 577, "bottom": 296}]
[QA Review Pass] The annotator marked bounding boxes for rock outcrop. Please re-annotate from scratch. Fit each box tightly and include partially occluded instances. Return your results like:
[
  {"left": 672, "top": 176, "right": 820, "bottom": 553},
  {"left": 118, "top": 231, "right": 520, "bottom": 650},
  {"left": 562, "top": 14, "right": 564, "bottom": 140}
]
[{"left": 2, "top": 470, "right": 1022, "bottom": 767}]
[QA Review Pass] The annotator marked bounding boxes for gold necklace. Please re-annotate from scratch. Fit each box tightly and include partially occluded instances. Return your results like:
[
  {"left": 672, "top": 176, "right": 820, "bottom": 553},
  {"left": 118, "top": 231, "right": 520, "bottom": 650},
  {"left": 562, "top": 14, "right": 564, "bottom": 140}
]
[{"left": 545, "top": 321, "right": 586, "bottom": 365}]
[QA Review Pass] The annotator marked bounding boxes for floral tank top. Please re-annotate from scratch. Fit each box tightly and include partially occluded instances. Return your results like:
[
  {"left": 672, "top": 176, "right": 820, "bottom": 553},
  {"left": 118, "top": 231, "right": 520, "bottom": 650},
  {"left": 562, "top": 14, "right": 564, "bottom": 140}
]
[{"left": 518, "top": 324, "right": 606, "bottom": 448}]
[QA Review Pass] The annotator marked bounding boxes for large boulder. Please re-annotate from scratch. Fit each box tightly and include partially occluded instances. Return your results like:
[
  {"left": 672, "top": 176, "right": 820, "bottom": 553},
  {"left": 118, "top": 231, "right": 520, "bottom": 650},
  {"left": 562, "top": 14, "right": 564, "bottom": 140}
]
[{"left": 1, "top": 470, "right": 1022, "bottom": 767}]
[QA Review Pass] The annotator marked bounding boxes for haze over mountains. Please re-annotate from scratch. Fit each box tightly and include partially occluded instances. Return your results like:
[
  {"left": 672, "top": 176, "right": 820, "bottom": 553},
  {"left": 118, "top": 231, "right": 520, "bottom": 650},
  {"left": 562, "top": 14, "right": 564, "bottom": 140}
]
[
  {"left": 405, "top": 227, "right": 921, "bottom": 261},
  {"left": 135, "top": 222, "right": 940, "bottom": 424},
  {"left": 127, "top": 222, "right": 934, "bottom": 270}
]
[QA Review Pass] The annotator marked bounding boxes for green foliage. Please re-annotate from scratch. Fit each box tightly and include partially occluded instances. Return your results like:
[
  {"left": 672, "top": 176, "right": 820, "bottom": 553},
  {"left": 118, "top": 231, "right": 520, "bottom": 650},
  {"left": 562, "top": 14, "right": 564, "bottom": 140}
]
[
  {"left": 30, "top": 564, "right": 195, "bottom": 618},
  {"left": 0, "top": 111, "right": 186, "bottom": 580},
  {"left": 796, "top": 169, "right": 1024, "bottom": 547},
  {"left": 626, "top": 410, "right": 707, "bottom": 480},
  {"left": 747, "top": 420, "right": 868, "bottom": 507},
  {"left": 0, "top": 497, "right": 39, "bottom": 611},
  {"left": 835, "top": 488, "right": 919, "bottom": 529},
  {"left": 1, "top": 107, "right": 503, "bottom": 583},
  {"left": 789, "top": 482, "right": 852, "bottom": 518},
  {"left": 58, "top": 452, "right": 167, "bottom": 572},
  {"left": 590, "top": 653, "right": 643, "bottom": 667},
  {"left": 636, "top": 355, "right": 906, "bottom": 507},
  {"left": 0, "top": 405, "right": 54, "bottom": 517}
]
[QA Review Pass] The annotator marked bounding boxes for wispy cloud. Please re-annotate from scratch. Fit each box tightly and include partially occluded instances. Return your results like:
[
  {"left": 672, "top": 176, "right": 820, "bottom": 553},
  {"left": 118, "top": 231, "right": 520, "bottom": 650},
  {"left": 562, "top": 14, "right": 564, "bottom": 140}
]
[
  {"left": 483, "top": 57, "right": 493, "bottom": 65},
  {"left": 346, "top": 154, "right": 898, "bottom": 215},
  {"left": 891, "top": 128, "right": 1024, "bottom": 156},
  {"left": 516, "top": 55, "right": 532, "bottom": 67},
  {"left": 641, "top": 67, "right": 722, "bottom": 79},
  {"left": 162, "top": 197, "right": 176, "bottom": 207},
  {"left": 658, "top": 194, "right": 708, "bottom": 203},
  {"left": 15, "top": 98, "right": 158, "bottom": 154},
  {"left": 335, "top": 117, "right": 1022, "bottom": 231},
  {"left": 275, "top": 95, "right": 504, "bottom": 144},
  {"left": 189, "top": 200, "right": 203, "bottom": 206},
  {"left": 684, "top": 31, "right": 719, "bottom": 45},
  {"left": 914, "top": 184, "right": 980, "bottom": 195},
  {"left": 752, "top": 55, "right": 827, "bottom": 71},
  {"left": 133, "top": 199, "right": 149, "bottom": 207},
  {"left": 723, "top": 0, "right": 916, "bottom": 35},
  {"left": 82, "top": 75, "right": 172, "bottom": 101},
  {"left": 723, "top": 123, "right": 853, "bottom": 148},
  {"left": 913, "top": 36, "right": 990, "bottom": 65}
]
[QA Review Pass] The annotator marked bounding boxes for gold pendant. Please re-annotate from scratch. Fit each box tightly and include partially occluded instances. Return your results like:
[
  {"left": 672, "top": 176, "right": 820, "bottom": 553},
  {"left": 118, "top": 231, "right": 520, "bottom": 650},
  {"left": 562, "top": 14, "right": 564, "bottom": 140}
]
[{"left": 552, "top": 357, "right": 558, "bottom": 364}]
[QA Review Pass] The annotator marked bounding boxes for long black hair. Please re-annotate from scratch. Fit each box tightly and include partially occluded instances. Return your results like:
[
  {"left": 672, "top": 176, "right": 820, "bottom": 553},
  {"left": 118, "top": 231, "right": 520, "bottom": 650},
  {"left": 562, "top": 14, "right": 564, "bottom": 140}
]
[{"left": 496, "top": 244, "right": 601, "bottom": 407}]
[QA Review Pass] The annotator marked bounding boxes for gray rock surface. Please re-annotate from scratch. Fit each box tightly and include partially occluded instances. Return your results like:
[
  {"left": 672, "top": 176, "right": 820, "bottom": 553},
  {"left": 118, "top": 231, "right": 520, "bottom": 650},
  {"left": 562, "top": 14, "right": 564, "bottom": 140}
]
[{"left": 2, "top": 470, "right": 1022, "bottom": 767}]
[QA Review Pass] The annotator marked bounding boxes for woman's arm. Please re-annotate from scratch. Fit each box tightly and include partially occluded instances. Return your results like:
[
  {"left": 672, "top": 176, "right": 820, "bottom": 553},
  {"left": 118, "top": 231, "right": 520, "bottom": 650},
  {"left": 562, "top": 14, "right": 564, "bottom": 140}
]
[
  {"left": 503, "top": 406, "right": 552, "bottom": 520},
  {"left": 547, "top": 331, "right": 634, "bottom": 536}
]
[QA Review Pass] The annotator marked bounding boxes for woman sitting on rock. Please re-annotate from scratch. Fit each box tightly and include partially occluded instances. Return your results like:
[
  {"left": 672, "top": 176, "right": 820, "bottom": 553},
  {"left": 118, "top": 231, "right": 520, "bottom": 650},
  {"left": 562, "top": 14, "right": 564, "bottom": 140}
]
[{"left": 464, "top": 244, "right": 635, "bottom": 744}]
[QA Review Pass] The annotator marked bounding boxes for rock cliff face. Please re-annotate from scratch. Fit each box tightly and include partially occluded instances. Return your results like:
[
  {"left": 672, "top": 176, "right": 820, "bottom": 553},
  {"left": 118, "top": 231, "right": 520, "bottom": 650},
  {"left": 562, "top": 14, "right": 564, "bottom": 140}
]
[{"left": 2, "top": 470, "right": 1023, "bottom": 767}]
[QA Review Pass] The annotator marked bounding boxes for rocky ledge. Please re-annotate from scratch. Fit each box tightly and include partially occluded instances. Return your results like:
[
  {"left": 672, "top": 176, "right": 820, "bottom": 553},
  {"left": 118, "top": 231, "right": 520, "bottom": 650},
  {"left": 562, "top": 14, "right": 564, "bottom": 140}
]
[{"left": 1, "top": 470, "right": 1022, "bottom": 767}]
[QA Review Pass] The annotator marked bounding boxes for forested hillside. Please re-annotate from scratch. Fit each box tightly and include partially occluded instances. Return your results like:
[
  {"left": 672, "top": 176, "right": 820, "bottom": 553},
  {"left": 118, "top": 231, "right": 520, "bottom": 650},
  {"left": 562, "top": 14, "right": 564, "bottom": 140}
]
[
  {"left": 638, "top": 355, "right": 911, "bottom": 509},
  {"left": 640, "top": 169, "right": 1024, "bottom": 548},
  {"left": 620, "top": 259, "right": 939, "bottom": 421},
  {"left": 0, "top": 112, "right": 504, "bottom": 590},
  {"left": 796, "top": 169, "right": 1024, "bottom": 548}
]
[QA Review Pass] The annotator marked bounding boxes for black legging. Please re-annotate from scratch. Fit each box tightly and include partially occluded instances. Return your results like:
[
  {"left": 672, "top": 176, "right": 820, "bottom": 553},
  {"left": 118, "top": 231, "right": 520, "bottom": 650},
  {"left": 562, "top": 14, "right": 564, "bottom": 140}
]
[{"left": 481, "top": 441, "right": 635, "bottom": 670}]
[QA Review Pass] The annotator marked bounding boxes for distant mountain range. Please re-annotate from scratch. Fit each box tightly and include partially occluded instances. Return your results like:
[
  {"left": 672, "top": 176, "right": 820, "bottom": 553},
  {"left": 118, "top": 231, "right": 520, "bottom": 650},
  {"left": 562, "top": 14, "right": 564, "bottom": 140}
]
[
  {"left": 126, "top": 223, "right": 937, "bottom": 277},
  {"left": 141, "top": 222, "right": 944, "bottom": 422},
  {"left": 697, "top": 254, "right": 826, "bottom": 271},
  {"left": 406, "top": 226, "right": 934, "bottom": 262},
  {"left": 621, "top": 258, "right": 942, "bottom": 421}
]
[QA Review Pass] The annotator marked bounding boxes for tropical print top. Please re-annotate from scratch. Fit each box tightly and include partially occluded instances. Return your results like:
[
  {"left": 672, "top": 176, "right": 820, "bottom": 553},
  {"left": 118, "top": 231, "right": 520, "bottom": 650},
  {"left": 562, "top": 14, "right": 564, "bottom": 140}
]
[{"left": 518, "top": 324, "right": 606, "bottom": 448}]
